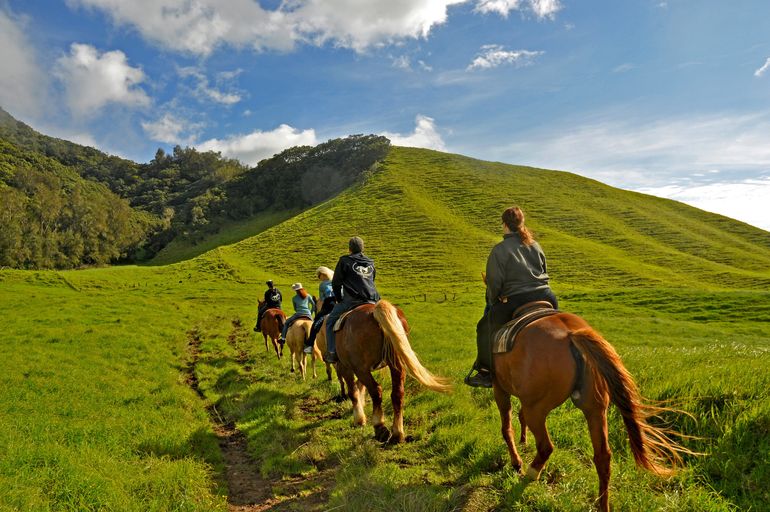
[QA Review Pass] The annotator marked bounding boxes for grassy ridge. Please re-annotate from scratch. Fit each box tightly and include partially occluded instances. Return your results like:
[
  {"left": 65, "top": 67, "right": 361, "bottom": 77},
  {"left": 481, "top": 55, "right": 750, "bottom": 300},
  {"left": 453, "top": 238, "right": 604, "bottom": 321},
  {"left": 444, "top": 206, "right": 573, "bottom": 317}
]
[{"left": 1, "top": 146, "right": 769, "bottom": 510}]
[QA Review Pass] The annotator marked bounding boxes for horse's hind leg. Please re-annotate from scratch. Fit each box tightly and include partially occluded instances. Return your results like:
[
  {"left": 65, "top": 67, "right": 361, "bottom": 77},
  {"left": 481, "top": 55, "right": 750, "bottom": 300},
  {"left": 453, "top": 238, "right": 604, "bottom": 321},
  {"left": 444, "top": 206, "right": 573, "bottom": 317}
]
[
  {"left": 358, "top": 370, "right": 388, "bottom": 442},
  {"left": 518, "top": 408, "right": 527, "bottom": 444},
  {"left": 579, "top": 389, "right": 612, "bottom": 512},
  {"left": 494, "top": 385, "right": 523, "bottom": 472},
  {"left": 521, "top": 404, "right": 554, "bottom": 480},
  {"left": 388, "top": 364, "right": 406, "bottom": 444}
]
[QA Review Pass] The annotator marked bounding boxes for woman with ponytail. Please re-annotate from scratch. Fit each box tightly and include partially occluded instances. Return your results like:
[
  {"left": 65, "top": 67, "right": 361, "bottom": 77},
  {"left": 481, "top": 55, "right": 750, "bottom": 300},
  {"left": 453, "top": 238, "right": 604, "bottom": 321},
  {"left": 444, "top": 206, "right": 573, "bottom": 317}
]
[{"left": 465, "top": 206, "right": 558, "bottom": 388}]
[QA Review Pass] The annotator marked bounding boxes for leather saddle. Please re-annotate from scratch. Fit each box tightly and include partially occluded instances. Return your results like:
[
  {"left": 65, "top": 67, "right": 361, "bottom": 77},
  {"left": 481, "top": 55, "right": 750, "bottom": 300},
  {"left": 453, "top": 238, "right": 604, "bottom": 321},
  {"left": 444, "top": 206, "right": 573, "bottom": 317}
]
[
  {"left": 333, "top": 302, "right": 376, "bottom": 332},
  {"left": 492, "top": 301, "right": 559, "bottom": 354}
]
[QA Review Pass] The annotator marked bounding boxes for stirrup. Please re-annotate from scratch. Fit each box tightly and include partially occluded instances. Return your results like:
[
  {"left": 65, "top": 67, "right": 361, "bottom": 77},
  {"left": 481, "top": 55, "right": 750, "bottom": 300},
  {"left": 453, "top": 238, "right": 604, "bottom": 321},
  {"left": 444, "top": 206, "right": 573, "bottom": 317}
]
[
  {"left": 464, "top": 368, "right": 493, "bottom": 388},
  {"left": 323, "top": 351, "right": 338, "bottom": 363}
]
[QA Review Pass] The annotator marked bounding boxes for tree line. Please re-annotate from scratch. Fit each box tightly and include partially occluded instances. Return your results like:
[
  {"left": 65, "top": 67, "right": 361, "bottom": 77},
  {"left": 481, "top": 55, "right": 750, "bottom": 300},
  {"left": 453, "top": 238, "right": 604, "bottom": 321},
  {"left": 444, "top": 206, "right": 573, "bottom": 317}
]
[{"left": 0, "top": 107, "right": 390, "bottom": 269}]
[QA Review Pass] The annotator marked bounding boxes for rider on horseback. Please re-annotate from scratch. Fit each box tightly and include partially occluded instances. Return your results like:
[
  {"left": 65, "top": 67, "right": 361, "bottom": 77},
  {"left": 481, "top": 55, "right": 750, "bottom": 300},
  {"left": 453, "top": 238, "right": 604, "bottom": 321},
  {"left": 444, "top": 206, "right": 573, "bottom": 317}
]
[
  {"left": 279, "top": 283, "right": 316, "bottom": 343},
  {"left": 323, "top": 236, "right": 380, "bottom": 363},
  {"left": 465, "top": 206, "right": 559, "bottom": 388},
  {"left": 304, "top": 266, "right": 336, "bottom": 354},
  {"left": 254, "top": 280, "right": 283, "bottom": 332}
]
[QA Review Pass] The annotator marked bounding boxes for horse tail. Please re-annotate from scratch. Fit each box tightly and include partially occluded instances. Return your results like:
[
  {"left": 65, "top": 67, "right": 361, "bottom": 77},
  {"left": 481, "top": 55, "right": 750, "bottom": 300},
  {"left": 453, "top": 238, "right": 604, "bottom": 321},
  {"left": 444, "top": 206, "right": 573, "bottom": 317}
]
[
  {"left": 373, "top": 300, "right": 452, "bottom": 393},
  {"left": 276, "top": 312, "right": 285, "bottom": 335},
  {"left": 569, "top": 328, "right": 695, "bottom": 476}
]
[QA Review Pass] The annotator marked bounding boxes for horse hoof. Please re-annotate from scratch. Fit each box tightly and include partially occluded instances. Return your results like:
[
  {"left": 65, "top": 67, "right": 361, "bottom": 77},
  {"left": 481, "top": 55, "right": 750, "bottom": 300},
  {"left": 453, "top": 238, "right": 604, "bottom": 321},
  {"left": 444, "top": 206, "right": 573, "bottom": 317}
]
[
  {"left": 290, "top": 368, "right": 294, "bottom": 373},
  {"left": 374, "top": 425, "right": 390, "bottom": 443},
  {"left": 387, "top": 432, "right": 405, "bottom": 445}
]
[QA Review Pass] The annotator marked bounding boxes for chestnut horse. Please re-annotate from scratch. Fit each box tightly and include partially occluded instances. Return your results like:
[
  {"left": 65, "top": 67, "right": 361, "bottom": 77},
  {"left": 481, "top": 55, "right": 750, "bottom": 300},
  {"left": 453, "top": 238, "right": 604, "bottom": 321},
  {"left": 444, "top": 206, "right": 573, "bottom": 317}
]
[
  {"left": 493, "top": 309, "right": 694, "bottom": 511},
  {"left": 257, "top": 300, "right": 286, "bottom": 359},
  {"left": 335, "top": 300, "right": 451, "bottom": 443}
]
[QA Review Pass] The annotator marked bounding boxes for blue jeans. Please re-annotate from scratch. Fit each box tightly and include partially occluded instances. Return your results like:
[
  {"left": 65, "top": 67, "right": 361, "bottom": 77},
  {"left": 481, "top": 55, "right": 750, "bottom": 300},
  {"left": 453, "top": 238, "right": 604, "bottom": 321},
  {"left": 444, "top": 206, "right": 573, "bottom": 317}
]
[{"left": 324, "top": 301, "right": 359, "bottom": 353}]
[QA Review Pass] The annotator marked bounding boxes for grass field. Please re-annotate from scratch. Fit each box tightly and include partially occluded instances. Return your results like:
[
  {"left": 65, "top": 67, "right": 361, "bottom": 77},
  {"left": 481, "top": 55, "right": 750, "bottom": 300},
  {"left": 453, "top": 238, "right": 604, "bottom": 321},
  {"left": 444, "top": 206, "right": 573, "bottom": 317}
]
[{"left": 1, "top": 146, "right": 768, "bottom": 511}]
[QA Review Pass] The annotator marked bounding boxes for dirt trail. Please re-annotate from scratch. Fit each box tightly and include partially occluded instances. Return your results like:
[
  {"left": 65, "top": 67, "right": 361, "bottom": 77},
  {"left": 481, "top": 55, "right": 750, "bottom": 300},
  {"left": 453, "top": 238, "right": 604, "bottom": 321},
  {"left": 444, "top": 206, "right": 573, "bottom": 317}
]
[{"left": 186, "top": 325, "right": 334, "bottom": 511}]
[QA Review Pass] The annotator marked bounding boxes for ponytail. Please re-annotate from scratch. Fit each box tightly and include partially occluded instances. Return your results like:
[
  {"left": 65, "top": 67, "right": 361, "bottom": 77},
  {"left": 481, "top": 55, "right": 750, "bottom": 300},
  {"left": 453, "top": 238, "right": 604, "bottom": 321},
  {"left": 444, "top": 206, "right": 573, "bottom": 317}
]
[{"left": 502, "top": 206, "right": 534, "bottom": 245}]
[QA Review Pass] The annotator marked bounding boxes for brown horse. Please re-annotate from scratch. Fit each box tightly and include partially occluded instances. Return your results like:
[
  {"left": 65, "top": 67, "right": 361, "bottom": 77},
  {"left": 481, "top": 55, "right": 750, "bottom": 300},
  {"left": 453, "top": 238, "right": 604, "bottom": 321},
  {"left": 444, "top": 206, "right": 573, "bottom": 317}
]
[
  {"left": 335, "top": 300, "right": 451, "bottom": 443},
  {"left": 285, "top": 317, "right": 313, "bottom": 378},
  {"left": 257, "top": 300, "right": 286, "bottom": 359},
  {"left": 492, "top": 308, "right": 694, "bottom": 511}
]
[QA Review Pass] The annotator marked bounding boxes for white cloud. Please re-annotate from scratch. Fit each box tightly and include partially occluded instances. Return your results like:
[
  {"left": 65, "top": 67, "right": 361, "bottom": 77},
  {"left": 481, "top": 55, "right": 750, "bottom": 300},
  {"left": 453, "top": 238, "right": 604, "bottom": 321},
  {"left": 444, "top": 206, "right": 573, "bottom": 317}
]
[
  {"left": 55, "top": 43, "right": 150, "bottom": 117},
  {"left": 467, "top": 45, "right": 543, "bottom": 70},
  {"left": 66, "top": 0, "right": 559, "bottom": 56},
  {"left": 381, "top": 115, "right": 446, "bottom": 151},
  {"left": 638, "top": 178, "right": 770, "bottom": 231},
  {"left": 141, "top": 113, "right": 200, "bottom": 144},
  {"left": 528, "top": 0, "right": 562, "bottom": 19},
  {"left": 475, "top": 0, "right": 561, "bottom": 18},
  {"left": 178, "top": 67, "right": 241, "bottom": 105},
  {"left": 196, "top": 125, "right": 318, "bottom": 166},
  {"left": 754, "top": 57, "right": 770, "bottom": 77},
  {"left": 613, "top": 63, "right": 634, "bottom": 73},
  {"left": 392, "top": 55, "right": 411, "bottom": 69},
  {"left": 0, "top": 9, "right": 48, "bottom": 119},
  {"left": 500, "top": 111, "right": 770, "bottom": 187},
  {"left": 492, "top": 111, "right": 770, "bottom": 230}
]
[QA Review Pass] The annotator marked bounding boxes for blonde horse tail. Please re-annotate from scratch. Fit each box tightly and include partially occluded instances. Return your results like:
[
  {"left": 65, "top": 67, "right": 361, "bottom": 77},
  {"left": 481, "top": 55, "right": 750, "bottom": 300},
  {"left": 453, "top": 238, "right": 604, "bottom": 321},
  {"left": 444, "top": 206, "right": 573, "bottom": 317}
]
[
  {"left": 570, "top": 328, "right": 696, "bottom": 476},
  {"left": 373, "top": 300, "right": 452, "bottom": 393}
]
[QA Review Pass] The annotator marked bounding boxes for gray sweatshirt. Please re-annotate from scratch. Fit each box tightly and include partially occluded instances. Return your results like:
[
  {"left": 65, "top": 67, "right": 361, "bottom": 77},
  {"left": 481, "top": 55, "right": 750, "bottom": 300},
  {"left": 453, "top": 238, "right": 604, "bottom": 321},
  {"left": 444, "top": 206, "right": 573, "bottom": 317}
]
[{"left": 485, "top": 232, "right": 550, "bottom": 305}]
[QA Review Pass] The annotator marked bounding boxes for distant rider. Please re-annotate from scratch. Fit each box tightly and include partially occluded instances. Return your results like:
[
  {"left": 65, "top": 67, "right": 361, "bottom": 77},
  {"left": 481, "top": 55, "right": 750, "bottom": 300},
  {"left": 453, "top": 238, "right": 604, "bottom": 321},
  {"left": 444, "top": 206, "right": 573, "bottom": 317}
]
[
  {"left": 254, "top": 280, "right": 282, "bottom": 332},
  {"left": 279, "top": 283, "right": 316, "bottom": 343},
  {"left": 304, "top": 266, "right": 336, "bottom": 354},
  {"left": 323, "top": 237, "right": 380, "bottom": 363},
  {"left": 465, "top": 206, "right": 558, "bottom": 388}
]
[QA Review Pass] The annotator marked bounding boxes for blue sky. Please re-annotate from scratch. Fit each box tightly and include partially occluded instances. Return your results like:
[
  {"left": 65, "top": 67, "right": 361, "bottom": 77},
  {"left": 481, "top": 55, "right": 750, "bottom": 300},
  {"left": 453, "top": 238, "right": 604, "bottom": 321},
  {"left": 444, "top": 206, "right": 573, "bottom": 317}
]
[{"left": 2, "top": 0, "right": 769, "bottom": 230}]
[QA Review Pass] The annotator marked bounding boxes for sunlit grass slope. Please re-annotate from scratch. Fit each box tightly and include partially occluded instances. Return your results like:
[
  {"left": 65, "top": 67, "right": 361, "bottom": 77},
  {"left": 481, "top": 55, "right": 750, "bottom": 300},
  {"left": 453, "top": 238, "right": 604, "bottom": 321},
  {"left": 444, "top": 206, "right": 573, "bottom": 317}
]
[
  {"left": 2, "top": 145, "right": 768, "bottom": 511},
  {"left": 226, "top": 146, "right": 770, "bottom": 295}
]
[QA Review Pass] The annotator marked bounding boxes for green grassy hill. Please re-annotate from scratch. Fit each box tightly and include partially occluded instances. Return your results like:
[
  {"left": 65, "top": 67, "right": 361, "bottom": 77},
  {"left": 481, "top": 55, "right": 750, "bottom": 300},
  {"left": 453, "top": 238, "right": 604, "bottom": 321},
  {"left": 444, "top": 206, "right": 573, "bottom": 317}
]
[
  {"left": 225, "top": 146, "right": 770, "bottom": 293},
  {"left": 1, "top": 146, "right": 768, "bottom": 511}
]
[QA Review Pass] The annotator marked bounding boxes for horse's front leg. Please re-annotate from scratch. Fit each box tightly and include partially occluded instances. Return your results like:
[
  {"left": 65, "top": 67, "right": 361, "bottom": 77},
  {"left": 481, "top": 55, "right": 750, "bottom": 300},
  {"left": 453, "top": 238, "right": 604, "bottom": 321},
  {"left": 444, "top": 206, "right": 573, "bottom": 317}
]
[{"left": 494, "top": 384, "right": 523, "bottom": 472}]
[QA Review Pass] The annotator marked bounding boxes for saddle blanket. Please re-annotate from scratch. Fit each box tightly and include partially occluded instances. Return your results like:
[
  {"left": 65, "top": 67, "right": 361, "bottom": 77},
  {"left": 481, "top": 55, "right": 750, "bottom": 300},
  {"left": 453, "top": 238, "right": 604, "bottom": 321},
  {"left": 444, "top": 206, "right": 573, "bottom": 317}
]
[{"left": 492, "top": 301, "right": 560, "bottom": 354}]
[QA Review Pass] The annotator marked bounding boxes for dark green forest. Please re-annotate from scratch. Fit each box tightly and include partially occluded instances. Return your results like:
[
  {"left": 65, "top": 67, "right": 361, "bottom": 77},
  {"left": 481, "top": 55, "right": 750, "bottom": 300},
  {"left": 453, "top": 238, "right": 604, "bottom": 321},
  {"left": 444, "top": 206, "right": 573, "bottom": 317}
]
[{"left": 0, "top": 107, "right": 390, "bottom": 269}]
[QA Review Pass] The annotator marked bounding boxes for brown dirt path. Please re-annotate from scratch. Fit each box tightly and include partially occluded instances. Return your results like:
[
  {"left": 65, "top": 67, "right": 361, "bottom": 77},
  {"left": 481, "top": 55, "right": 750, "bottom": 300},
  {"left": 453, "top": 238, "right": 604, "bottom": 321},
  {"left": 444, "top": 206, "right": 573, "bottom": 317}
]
[{"left": 186, "top": 325, "right": 335, "bottom": 512}]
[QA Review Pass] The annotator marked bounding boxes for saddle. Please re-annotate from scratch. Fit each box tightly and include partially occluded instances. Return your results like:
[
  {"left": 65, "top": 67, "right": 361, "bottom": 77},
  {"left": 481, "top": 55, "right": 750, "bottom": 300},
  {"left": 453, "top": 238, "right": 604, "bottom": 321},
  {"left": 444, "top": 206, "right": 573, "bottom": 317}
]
[
  {"left": 491, "top": 301, "right": 560, "bottom": 354},
  {"left": 333, "top": 302, "right": 375, "bottom": 332}
]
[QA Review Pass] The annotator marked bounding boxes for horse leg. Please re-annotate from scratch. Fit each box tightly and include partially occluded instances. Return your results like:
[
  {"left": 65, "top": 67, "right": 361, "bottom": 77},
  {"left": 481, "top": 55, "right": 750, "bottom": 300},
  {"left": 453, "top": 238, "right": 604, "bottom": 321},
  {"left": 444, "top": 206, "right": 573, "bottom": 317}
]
[
  {"left": 336, "top": 365, "right": 347, "bottom": 401},
  {"left": 340, "top": 366, "right": 365, "bottom": 425},
  {"left": 263, "top": 332, "right": 268, "bottom": 353},
  {"left": 521, "top": 404, "right": 554, "bottom": 480},
  {"left": 518, "top": 407, "right": 527, "bottom": 444},
  {"left": 578, "top": 388, "right": 612, "bottom": 512},
  {"left": 493, "top": 384, "right": 523, "bottom": 472},
  {"left": 358, "top": 370, "right": 388, "bottom": 442},
  {"left": 388, "top": 364, "right": 406, "bottom": 444}
]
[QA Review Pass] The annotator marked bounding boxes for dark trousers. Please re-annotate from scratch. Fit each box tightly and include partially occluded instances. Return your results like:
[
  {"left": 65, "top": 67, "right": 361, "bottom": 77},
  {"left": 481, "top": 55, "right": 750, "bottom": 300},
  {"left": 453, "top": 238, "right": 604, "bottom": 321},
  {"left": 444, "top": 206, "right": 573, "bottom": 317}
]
[
  {"left": 305, "top": 297, "right": 335, "bottom": 348},
  {"left": 474, "top": 288, "right": 558, "bottom": 374},
  {"left": 325, "top": 300, "right": 364, "bottom": 353}
]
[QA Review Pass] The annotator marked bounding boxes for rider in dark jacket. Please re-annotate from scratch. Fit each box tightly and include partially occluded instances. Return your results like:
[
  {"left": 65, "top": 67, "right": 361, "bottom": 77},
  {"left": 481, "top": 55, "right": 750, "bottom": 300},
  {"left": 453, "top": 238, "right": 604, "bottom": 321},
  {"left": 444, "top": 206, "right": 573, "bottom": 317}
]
[
  {"left": 323, "top": 236, "right": 380, "bottom": 363},
  {"left": 465, "top": 207, "right": 558, "bottom": 388},
  {"left": 254, "top": 280, "right": 283, "bottom": 332}
]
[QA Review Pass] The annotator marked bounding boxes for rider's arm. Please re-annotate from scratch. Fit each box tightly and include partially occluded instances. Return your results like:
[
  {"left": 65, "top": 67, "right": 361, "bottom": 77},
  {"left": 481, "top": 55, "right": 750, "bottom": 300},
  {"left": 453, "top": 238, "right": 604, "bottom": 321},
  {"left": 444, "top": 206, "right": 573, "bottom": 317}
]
[{"left": 485, "top": 249, "right": 504, "bottom": 305}]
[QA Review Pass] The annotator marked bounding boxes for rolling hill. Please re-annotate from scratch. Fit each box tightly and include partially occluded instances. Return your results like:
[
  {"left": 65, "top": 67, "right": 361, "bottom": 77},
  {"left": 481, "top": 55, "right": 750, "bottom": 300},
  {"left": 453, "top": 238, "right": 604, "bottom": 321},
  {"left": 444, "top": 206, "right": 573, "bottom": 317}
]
[{"left": 1, "top": 144, "right": 768, "bottom": 511}]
